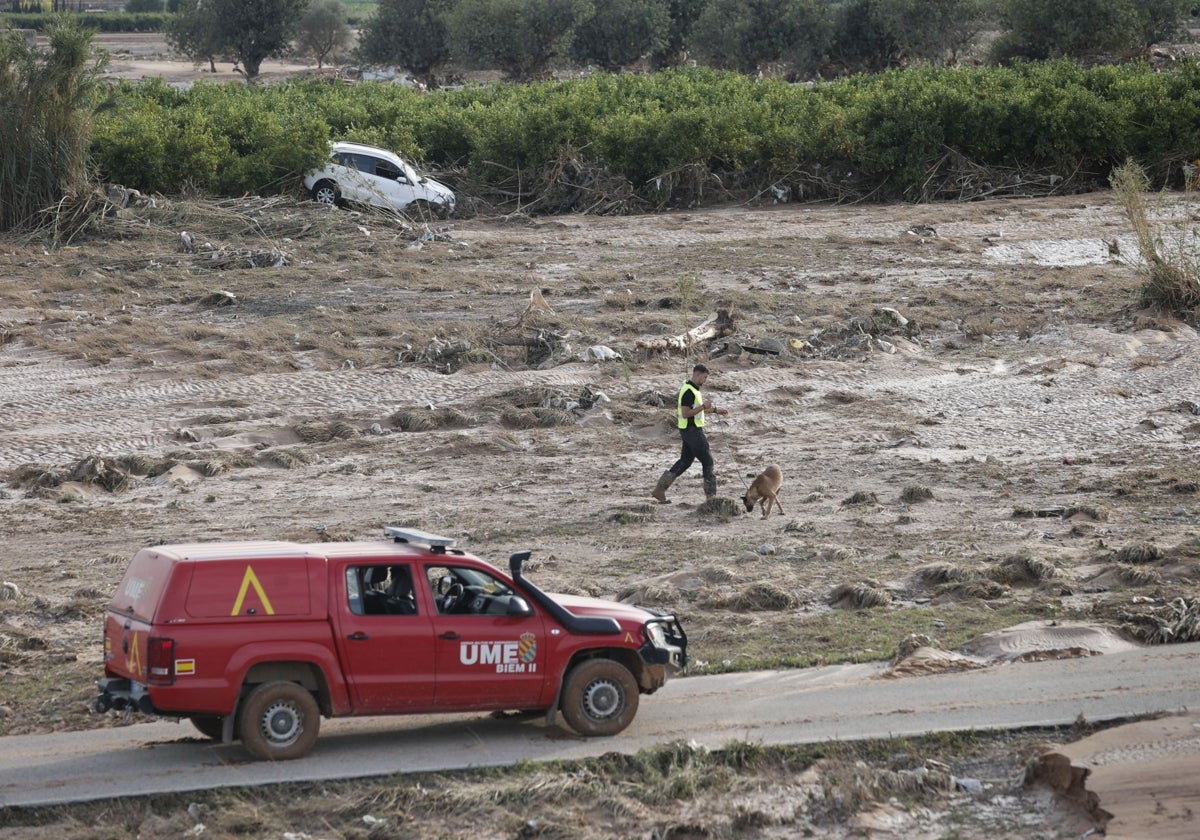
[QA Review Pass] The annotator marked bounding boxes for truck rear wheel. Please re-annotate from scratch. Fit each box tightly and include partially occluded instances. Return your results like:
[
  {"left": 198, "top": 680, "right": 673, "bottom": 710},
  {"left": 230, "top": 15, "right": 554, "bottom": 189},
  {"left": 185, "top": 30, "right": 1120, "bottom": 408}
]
[
  {"left": 239, "top": 681, "right": 320, "bottom": 761},
  {"left": 560, "top": 658, "right": 639, "bottom": 736}
]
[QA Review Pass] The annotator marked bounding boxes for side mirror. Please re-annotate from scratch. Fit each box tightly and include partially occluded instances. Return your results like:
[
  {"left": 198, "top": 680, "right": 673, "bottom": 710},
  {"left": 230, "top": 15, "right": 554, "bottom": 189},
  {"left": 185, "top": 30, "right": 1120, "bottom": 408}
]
[{"left": 506, "top": 596, "right": 533, "bottom": 617}]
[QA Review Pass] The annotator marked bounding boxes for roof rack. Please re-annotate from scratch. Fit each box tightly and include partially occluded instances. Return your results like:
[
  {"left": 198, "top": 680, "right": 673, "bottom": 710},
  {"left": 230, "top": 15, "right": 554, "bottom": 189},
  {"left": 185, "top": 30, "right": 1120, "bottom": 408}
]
[{"left": 384, "top": 526, "right": 456, "bottom": 553}]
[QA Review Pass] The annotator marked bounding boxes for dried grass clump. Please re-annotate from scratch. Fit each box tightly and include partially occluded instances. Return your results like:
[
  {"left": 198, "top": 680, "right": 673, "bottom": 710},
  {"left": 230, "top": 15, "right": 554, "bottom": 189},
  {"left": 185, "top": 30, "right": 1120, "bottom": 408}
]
[
  {"left": 828, "top": 581, "right": 891, "bottom": 609},
  {"left": 257, "top": 448, "right": 311, "bottom": 469},
  {"left": 499, "top": 407, "right": 575, "bottom": 428},
  {"left": 495, "top": 386, "right": 565, "bottom": 408},
  {"left": 726, "top": 582, "right": 799, "bottom": 611},
  {"left": 5, "top": 464, "right": 64, "bottom": 490},
  {"left": 703, "top": 565, "right": 738, "bottom": 583},
  {"left": 1123, "top": 597, "right": 1200, "bottom": 644},
  {"left": 532, "top": 408, "right": 576, "bottom": 427},
  {"left": 892, "top": 633, "right": 941, "bottom": 663},
  {"left": 841, "top": 490, "right": 879, "bottom": 506},
  {"left": 1115, "top": 564, "right": 1162, "bottom": 586},
  {"left": 294, "top": 420, "right": 360, "bottom": 443},
  {"left": 915, "top": 562, "right": 975, "bottom": 584},
  {"left": 115, "top": 454, "right": 157, "bottom": 475},
  {"left": 390, "top": 407, "right": 475, "bottom": 431},
  {"left": 1110, "top": 160, "right": 1200, "bottom": 315},
  {"left": 698, "top": 497, "right": 740, "bottom": 521},
  {"left": 1113, "top": 543, "right": 1162, "bottom": 564},
  {"left": 900, "top": 485, "right": 934, "bottom": 504},
  {"left": 609, "top": 505, "right": 655, "bottom": 525},
  {"left": 67, "top": 456, "right": 130, "bottom": 493},
  {"left": 988, "top": 554, "right": 1057, "bottom": 585},
  {"left": 935, "top": 580, "right": 1009, "bottom": 601},
  {"left": 1064, "top": 505, "right": 1107, "bottom": 522},
  {"left": 814, "top": 544, "right": 855, "bottom": 563}
]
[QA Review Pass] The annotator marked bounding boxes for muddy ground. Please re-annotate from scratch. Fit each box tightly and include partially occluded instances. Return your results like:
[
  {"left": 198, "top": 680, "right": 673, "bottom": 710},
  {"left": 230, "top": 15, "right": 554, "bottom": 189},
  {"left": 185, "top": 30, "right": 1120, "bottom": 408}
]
[
  {"left": 2, "top": 31, "right": 1200, "bottom": 840},
  {"left": 1, "top": 183, "right": 1198, "bottom": 837}
]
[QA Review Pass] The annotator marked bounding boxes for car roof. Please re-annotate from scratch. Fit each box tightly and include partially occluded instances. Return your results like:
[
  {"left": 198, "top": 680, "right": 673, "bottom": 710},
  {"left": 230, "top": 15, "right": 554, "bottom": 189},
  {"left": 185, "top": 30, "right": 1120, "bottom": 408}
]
[{"left": 330, "top": 141, "right": 397, "bottom": 157}]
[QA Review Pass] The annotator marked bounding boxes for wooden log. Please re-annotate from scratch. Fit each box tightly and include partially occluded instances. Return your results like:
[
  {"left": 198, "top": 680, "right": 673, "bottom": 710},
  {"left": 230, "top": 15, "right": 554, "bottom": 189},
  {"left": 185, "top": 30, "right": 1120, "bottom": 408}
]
[{"left": 636, "top": 308, "right": 735, "bottom": 353}]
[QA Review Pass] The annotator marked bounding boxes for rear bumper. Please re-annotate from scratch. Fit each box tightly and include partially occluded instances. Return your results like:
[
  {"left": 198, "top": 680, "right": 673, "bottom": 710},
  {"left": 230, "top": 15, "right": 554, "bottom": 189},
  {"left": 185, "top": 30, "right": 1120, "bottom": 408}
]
[{"left": 91, "top": 677, "right": 155, "bottom": 715}]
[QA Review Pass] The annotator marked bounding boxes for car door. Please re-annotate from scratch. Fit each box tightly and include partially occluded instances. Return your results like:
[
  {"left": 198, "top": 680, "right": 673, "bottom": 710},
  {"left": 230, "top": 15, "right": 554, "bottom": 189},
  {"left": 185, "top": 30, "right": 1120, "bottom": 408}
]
[
  {"left": 369, "top": 155, "right": 419, "bottom": 211},
  {"left": 333, "top": 562, "right": 436, "bottom": 713},
  {"left": 423, "top": 564, "right": 550, "bottom": 710}
]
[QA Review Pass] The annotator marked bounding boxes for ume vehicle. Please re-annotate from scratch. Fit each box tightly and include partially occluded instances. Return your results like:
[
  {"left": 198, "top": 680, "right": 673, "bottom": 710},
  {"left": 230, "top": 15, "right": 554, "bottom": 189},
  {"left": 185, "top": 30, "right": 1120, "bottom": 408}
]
[{"left": 93, "top": 527, "right": 687, "bottom": 760}]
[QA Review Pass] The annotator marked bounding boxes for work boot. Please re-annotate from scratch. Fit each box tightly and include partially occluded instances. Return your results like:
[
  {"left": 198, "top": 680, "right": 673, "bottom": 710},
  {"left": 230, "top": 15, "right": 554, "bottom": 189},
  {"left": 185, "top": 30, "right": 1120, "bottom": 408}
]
[
  {"left": 651, "top": 470, "right": 676, "bottom": 503},
  {"left": 703, "top": 474, "right": 717, "bottom": 499}
]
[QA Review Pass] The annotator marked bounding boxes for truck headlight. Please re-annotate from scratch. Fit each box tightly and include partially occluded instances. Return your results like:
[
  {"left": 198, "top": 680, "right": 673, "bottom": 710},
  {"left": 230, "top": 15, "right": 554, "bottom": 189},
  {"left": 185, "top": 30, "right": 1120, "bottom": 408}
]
[{"left": 645, "top": 622, "right": 667, "bottom": 647}]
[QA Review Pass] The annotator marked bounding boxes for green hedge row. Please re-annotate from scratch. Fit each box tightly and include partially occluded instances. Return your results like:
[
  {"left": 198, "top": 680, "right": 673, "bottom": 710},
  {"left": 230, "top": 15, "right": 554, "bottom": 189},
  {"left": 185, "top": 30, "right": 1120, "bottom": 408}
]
[
  {"left": 90, "top": 60, "right": 1200, "bottom": 206},
  {"left": 3, "top": 12, "right": 171, "bottom": 33}
]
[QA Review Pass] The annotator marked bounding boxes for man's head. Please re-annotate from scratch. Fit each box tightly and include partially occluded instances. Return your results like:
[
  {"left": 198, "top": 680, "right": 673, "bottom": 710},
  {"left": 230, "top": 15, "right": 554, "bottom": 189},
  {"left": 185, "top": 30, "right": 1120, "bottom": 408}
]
[{"left": 692, "top": 363, "right": 709, "bottom": 385}]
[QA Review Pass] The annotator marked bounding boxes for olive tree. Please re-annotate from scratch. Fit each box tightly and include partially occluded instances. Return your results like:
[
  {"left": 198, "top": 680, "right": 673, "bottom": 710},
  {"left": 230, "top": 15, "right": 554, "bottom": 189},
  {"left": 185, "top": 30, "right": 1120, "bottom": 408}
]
[
  {"left": 357, "top": 0, "right": 452, "bottom": 86},
  {"left": 992, "top": 0, "right": 1192, "bottom": 62},
  {"left": 295, "top": 0, "right": 353, "bottom": 69},
  {"left": 833, "top": 0, "right": 985, "bottom": 72},
  {"left": 167, "top": 0, "right": 309, "bottom": 81},
  {"left": 652, "top": 0, "right": 707, "bottom": 68},
  {"left": 570, "top": 0, "right": 670, "bottom": 71},
  {"left": 443, "top": 0, "right": 595, "bottom": 81},
  {"left": 689, "top": 0, "right": 833, "bottom": 76},
  {"left": 166, "top": 0, "right": 224, "bottom": 73}
]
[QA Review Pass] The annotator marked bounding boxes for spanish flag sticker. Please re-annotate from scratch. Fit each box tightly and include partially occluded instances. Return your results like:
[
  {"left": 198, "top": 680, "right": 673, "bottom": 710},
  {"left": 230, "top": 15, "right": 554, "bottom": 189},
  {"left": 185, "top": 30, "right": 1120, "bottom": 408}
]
[{"left": 175, "top": 659, "right": 196, "bottom": 676}]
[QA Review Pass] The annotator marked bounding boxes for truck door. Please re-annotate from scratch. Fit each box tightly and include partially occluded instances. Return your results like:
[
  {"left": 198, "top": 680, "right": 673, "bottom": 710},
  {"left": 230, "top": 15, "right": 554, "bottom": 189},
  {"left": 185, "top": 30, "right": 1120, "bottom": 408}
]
[
  {"left": 334, "top": 563, "right": 436, "bottom": 713},
  {"left": 424, "top": 564, "right": 549, "bottom": 709}
]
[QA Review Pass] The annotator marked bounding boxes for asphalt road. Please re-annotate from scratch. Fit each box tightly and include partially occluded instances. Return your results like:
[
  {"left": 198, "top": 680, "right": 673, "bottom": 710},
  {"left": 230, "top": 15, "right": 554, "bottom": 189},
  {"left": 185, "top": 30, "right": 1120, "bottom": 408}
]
[{"left": 3, "top": 642, "right": 1198, "bottom": 808}]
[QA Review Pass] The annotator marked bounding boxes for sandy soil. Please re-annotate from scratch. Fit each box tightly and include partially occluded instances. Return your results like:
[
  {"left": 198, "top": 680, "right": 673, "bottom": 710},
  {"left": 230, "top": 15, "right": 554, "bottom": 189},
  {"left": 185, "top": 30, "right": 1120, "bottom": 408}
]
[
  {"left": 2, "top": 33, "right": 1199, "bottom": 837},
  {"left": 2, "top": 185, "right": 1198, "bottom": 835}
]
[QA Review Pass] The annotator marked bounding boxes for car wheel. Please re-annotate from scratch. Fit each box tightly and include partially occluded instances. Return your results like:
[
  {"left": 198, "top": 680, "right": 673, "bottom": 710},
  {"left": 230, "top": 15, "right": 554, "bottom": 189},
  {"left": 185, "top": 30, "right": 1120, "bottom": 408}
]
[
  {"left": 239, "top": 681, "right": 321, "bottom": 761},
  {"left": 310, "top": 181, "right": 340, "bottom": 206},
  {"left": 560, "top": 658, "right": 639, "bottom": 737},
  {"left": 189, "top": 714, "right": 224, "bottom": 740}
]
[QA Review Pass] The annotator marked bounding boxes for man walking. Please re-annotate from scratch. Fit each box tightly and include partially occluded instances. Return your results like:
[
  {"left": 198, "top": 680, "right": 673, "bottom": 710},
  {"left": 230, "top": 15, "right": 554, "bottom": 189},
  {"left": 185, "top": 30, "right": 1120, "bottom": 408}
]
[{"left": 652, "top": 363, "right": 729, "bottom": 503}]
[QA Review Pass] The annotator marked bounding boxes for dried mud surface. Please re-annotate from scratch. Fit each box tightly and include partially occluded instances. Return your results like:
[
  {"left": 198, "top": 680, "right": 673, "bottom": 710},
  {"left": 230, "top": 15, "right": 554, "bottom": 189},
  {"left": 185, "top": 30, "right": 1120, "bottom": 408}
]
[{"left": 2, "top": 184, "right": 1199, "bottom": 837}]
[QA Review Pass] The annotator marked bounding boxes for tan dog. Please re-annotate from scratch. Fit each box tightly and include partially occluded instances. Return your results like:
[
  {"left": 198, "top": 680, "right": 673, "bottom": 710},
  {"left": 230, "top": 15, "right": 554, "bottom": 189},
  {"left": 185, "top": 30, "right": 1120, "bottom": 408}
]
[{"left": 742, "top": 465, "right": 784, "bottom": 519}]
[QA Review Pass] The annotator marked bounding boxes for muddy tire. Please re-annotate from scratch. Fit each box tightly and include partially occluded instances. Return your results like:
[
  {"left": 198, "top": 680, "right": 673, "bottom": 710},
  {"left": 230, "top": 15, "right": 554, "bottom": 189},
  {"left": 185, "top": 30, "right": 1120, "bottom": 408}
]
[
  {"left": 189, "top": 715, "right": 225, "bottom": 740},
  {"left": 239, "top": 681, "right": 320, "bottom": 761},
  {"left": 560, "top": 658, "right": 639, "bottom": 736}
]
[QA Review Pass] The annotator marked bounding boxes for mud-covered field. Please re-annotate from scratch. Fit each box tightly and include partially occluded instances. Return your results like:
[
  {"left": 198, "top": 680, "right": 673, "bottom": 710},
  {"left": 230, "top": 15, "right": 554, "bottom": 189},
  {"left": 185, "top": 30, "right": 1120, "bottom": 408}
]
[{"left": 1, "top": 183, "right": 1198, "bottom": 836}]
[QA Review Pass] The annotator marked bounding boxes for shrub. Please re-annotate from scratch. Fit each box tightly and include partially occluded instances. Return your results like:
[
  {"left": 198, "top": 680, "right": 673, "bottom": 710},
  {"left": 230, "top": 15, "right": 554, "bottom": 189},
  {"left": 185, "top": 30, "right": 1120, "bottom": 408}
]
[{"left": 0, "top": 16, "right": 99, "bottom": 233}]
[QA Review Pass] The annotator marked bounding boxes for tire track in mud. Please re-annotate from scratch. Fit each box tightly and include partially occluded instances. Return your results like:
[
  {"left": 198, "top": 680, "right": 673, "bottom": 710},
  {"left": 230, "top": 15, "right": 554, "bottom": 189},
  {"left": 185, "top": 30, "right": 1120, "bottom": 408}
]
[
  {"left": 719, "top": 326, "right": 1200, "bottom": 465},
  {"left": 0, "top": 360, "right": 604, "bottom": 470},
  {"left": 3, "top": 323, "right": 1195, "bottom": 474}
]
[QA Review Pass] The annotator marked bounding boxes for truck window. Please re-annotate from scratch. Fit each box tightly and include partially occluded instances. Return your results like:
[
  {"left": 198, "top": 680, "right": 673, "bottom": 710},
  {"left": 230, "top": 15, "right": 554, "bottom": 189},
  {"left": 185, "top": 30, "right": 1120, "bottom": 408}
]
[
  {"left": 350, "top": 565, "right": 417, "bottom": 616},
  {"left": 426, "top": 565, "right": 516, "bottom": 616}
]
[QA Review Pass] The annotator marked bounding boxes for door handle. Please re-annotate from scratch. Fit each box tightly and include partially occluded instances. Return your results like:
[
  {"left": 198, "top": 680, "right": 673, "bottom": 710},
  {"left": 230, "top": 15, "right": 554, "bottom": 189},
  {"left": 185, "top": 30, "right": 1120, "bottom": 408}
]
[
  {"left": 348, "top": 632, "right": 369, "bottom": 641},
  {"left": 438, "top": 631, "right": 460, "bottom": 640}
]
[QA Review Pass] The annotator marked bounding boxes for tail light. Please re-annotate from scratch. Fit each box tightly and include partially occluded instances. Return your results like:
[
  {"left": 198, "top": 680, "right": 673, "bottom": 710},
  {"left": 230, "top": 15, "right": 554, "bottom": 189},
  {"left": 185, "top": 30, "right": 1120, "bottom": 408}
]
[{"left": 147, "top": 637, "right": 175, "bottom": 686}]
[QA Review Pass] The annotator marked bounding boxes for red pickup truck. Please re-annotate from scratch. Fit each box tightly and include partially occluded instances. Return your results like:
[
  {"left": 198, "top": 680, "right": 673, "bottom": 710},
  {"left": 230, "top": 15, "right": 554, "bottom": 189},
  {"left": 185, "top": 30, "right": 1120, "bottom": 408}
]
[{"left": 93, "top": 527, "right": 687, "bottom": 760}]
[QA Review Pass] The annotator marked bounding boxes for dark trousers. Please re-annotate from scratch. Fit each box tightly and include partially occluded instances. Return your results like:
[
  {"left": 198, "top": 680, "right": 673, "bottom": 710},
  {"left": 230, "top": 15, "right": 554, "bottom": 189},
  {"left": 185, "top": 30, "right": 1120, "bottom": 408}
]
[{"left": 670, "top": 426, "right": 714, "bottom": 480}]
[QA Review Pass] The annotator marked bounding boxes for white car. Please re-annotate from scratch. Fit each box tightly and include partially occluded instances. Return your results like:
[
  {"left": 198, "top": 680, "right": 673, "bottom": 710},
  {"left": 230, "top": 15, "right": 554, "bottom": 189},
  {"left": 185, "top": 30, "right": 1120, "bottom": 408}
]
[{"left": 303, "top": 141, "right": 456, "bottom": 218}]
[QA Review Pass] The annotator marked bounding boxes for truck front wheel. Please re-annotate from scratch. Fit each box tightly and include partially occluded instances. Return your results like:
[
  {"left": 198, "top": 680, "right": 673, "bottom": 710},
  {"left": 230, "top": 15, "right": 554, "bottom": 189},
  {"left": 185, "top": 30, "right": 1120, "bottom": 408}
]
[
  {"left": 560, "top": 659, "right": 639, "bottom": 736},
  {"left": 239, "top": 681, "right": 321, "bottom": 760}
]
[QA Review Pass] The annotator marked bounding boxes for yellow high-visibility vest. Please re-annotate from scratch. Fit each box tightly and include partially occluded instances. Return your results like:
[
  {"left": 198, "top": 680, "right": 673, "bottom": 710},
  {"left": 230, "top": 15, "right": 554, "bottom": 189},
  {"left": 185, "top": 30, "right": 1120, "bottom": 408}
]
[{"left": 677, "top": 381, "right": 704, "bottom": 429}]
